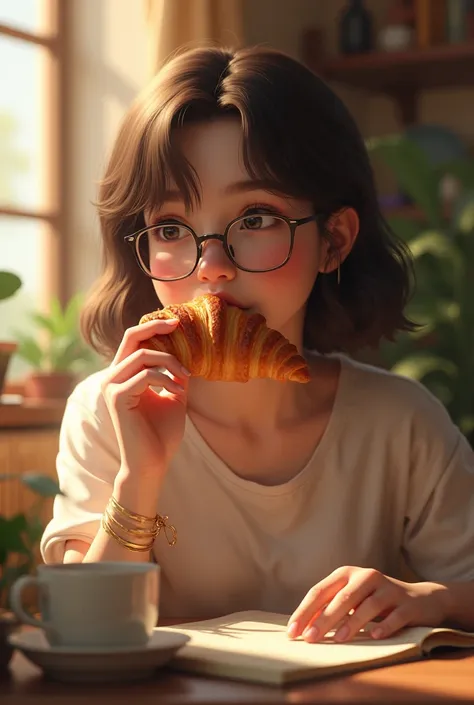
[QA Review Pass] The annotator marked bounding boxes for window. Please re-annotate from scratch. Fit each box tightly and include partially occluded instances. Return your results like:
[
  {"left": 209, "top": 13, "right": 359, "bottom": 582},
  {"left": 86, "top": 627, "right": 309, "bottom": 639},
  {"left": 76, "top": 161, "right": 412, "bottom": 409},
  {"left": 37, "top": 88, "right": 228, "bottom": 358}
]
[{"left": 0, "top": 0, "right": 65, "bottom": 383}]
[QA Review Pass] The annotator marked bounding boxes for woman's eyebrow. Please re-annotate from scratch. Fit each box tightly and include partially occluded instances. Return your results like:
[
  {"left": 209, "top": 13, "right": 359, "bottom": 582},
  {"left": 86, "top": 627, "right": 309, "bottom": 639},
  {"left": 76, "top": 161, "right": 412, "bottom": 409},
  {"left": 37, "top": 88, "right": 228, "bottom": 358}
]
[
  {"left": 160, "top": 179, "right": 286, "bottom": 203},
  {"left": 225, "top": 178, "right": 285, "bottom": 195}
]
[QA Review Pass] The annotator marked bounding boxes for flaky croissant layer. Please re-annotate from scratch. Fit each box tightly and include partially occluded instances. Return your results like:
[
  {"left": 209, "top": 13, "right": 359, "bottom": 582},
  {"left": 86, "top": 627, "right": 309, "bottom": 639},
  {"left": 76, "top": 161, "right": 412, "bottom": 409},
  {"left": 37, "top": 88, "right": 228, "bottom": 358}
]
[{"left": 139, "top": 294, "right": 310, "bottom": 383}]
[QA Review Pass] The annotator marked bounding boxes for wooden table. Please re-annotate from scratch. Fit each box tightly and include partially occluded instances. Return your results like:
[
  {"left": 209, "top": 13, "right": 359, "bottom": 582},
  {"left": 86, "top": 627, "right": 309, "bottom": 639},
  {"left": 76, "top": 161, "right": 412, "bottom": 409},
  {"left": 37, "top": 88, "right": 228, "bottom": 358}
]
[{"left": 2, "top": 643, "right": 474, "bottom": 704}]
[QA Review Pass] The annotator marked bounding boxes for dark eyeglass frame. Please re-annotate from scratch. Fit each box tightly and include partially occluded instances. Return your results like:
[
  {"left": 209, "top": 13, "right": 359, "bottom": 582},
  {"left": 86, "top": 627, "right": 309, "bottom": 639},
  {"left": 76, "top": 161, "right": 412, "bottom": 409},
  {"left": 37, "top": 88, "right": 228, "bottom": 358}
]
[{"left": 124, "top": 213, "right": 321, "bottom": 282}]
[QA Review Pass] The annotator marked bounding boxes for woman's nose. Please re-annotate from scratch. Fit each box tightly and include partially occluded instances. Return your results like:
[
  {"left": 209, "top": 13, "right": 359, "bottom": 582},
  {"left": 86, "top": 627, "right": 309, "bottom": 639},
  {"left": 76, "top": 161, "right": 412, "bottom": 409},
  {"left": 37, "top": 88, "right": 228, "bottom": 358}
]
[{"left": 196, "top": 238, "right": 236, "bottom": 282}]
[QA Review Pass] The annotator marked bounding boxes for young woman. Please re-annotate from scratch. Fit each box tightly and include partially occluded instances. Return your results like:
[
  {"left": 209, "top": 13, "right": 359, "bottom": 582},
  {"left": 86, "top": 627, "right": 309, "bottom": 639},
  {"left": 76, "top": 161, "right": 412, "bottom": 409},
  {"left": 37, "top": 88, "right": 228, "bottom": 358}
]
[{"left": 41, "top": 45, "right": 474, "bottom": 644}]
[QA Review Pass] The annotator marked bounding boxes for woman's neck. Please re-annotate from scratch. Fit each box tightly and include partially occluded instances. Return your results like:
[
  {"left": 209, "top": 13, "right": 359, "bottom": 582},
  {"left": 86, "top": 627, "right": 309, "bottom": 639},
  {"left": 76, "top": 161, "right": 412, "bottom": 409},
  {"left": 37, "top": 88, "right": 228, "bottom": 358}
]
[
  {"left": 186, "top": 313, "right": 307, "bottom": 430},
  {"left": 186, "top": 353, "right": 341, "bottom": 432}
]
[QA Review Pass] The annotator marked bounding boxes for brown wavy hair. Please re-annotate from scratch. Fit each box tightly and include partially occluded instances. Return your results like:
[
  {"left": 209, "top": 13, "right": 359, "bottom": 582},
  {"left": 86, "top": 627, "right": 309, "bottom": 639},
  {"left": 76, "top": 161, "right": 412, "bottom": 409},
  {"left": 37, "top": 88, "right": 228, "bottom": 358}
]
[{"left": 81, "top": 44, "right": 414, "bottom": 360}]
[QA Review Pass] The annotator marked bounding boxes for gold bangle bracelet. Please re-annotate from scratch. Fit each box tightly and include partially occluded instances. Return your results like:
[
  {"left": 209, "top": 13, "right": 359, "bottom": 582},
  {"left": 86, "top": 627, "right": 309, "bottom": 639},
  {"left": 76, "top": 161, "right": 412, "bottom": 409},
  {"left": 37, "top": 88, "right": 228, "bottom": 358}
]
[
  {"left": 109, "top": 495, "right": 157, "bottom": 526},
  {"left": 101, "top": 515, "right": 154, "bottom": 552},
  {"left": 156, "top": 516, "right": 178, "bottom": 546},
  {"left": 107, "top": 496, "right": 178, "bottom": 547},
  {"left": 104, "top": 506, "right": 157, "bottom": 539}
]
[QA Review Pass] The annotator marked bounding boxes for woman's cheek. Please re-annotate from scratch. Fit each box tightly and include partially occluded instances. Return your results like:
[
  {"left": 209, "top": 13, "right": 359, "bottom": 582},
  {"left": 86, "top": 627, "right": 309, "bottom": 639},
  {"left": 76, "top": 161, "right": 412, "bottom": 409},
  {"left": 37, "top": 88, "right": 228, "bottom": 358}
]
[
  {"left": 152, "top": 281, "right": 195, "bottom": 308},
  {"left": 255, "top": 246, "right": 319, "bottom": 320},
  {"left": 269, "top": 238, "right": 320, "bottom": 289}
]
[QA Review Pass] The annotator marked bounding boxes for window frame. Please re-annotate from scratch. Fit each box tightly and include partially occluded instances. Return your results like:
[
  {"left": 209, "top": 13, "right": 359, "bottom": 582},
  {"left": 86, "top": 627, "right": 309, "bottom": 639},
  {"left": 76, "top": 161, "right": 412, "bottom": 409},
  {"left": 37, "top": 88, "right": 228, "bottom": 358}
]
[{"left": 0, "top": 0, "right": 67, "bottom": 308}]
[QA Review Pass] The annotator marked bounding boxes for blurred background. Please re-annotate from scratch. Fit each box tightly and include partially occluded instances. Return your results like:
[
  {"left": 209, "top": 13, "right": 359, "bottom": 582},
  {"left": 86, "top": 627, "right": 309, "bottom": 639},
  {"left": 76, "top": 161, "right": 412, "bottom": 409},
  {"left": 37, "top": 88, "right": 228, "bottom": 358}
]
[{"left": 0, "top": 1, "right": 473, "bottom": 561}]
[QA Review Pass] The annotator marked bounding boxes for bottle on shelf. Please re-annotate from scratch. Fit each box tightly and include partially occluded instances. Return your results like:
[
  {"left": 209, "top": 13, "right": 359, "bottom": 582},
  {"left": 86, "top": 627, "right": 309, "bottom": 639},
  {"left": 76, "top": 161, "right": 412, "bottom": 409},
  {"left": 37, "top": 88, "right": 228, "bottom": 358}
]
[
  {"left": 446, "top": 0, "right": 468, "bottom": 43},
  {"left": 338, "top": 0, "right": 374, "bottom": 55}
]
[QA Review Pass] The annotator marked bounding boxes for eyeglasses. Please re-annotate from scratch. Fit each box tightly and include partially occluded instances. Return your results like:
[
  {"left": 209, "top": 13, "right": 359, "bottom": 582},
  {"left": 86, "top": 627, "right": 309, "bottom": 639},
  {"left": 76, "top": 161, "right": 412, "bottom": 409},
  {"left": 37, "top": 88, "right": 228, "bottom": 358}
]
[{"left": 124, "top": 213, "right": 319, "bottom": 282}]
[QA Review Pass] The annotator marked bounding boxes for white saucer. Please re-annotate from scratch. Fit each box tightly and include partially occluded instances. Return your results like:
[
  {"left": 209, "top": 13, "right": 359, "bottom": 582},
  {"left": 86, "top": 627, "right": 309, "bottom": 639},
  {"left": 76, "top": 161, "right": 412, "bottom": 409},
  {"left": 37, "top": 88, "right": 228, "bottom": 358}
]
[{"left": 8, "top": 628, "right": 190, "bottom": 684}]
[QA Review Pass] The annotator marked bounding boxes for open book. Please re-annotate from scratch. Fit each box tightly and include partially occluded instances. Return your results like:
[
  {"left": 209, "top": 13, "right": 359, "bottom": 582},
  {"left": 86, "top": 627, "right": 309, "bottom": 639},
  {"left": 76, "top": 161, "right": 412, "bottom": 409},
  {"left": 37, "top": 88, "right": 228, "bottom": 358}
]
[{"left": 162, "top": 610, "right": 474, "bottom": 686}]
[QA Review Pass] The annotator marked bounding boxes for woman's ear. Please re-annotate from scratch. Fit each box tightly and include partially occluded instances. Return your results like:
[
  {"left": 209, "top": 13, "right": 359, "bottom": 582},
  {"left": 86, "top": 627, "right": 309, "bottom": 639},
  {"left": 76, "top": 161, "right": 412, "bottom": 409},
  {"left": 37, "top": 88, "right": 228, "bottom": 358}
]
[{"left": 319, "top": 207, "right": 359, "bottom": 275}]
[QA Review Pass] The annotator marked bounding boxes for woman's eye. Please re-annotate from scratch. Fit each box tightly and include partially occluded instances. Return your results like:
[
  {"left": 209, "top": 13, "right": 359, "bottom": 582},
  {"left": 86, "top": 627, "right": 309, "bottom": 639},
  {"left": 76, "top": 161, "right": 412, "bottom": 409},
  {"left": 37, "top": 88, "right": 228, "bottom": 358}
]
[
  {"left": 240, "top": 213, "right": 278, "bottom": 230},
  {"left": 154, "top": 224, "right": 188, "bottom": 241}
]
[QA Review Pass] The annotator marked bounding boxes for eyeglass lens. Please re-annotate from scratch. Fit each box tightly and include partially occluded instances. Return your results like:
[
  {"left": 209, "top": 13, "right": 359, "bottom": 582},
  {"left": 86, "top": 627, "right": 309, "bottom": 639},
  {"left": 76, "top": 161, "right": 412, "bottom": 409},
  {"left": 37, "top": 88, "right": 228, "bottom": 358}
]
[{"left": 136, "top": 214, "right": 292, "bottom": 280}]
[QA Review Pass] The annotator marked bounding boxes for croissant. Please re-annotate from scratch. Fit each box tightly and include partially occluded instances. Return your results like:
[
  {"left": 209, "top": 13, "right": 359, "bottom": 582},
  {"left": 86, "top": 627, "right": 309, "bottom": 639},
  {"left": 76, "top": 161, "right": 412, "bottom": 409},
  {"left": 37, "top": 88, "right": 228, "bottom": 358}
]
[{"left": 139, "top": 294, "right": 310, "bottom": 383}]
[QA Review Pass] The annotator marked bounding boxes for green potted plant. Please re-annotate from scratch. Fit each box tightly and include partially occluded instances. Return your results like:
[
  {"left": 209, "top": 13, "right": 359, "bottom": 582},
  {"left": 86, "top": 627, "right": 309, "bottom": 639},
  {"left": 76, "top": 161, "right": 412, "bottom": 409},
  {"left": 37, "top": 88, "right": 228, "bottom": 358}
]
[
  {"left": 0, "top": 472, "right": 62, "bottom": 668},
  {"left": 0, "top": 272, "right": 22, "bottom": 398},
  {"left": 367, "top": 134, "right": 474, "bottom": 445},
  {"left": 15, "top": 293, "right": 99, "bottom": 401}
]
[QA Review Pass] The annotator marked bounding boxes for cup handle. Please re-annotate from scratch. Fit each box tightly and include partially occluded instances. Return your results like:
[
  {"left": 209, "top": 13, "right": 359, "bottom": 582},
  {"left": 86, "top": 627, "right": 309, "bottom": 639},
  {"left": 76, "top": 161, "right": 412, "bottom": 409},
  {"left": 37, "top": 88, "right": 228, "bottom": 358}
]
[{"left": 9, "top": 575, "right": 49, "bottom": 630}]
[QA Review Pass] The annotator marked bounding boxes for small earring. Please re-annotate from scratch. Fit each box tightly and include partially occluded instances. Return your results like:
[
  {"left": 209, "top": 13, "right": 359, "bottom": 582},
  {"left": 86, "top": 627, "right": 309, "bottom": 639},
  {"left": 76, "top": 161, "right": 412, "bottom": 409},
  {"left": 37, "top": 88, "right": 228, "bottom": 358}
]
[{"left": 337, "top": 263, "right": 341, "bottom": 286}]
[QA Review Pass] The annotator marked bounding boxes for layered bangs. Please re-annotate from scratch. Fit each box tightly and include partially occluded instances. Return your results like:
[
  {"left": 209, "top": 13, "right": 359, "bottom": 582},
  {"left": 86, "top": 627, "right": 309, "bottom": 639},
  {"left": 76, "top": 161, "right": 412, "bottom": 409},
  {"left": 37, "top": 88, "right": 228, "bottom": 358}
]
[{"left": 97, "top": 49, "right": 321, "bottom": 235}]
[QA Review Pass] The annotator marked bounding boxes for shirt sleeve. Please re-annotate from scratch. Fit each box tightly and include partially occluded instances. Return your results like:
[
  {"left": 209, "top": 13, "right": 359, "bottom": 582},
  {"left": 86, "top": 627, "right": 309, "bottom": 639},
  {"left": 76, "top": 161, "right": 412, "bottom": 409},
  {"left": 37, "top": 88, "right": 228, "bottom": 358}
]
[
  {"left": 402, "top": 393, "right": 474, "bottom": 582},
  {"left": 40, "top": 387, "right": 121, "bottom": 564}
]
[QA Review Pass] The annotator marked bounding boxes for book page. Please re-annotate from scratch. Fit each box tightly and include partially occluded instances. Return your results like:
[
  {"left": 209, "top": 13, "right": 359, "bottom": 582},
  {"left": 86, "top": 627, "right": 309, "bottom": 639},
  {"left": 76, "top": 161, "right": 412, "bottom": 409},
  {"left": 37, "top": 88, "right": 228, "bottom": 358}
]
[
  {"left": 421, "top": 626, "right": 474, "bottom": 653},
  {"left": 162, "top": 611, "right": 431, "bottom": 684}
]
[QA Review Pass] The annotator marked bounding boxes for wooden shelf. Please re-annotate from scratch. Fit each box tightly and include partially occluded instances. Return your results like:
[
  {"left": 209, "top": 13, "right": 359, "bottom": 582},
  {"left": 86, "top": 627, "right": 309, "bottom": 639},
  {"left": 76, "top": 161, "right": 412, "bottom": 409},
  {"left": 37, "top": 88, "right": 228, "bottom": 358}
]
[
  {"left": 320, "top": 43, "right": 474, "bottom": 92},
  {"left": 302, "top": 30, "right": 474, "bottom": 124},
  {"left": 0, "top": 399, "right": 66, "bottom": 429}
]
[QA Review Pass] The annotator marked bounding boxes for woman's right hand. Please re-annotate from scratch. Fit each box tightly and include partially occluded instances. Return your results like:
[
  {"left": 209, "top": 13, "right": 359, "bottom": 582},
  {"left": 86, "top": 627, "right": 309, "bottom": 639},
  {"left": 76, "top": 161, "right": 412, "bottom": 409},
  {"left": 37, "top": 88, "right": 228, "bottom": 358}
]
[{"left": 101, "top": 318, "right": 190, "bottom": 484}]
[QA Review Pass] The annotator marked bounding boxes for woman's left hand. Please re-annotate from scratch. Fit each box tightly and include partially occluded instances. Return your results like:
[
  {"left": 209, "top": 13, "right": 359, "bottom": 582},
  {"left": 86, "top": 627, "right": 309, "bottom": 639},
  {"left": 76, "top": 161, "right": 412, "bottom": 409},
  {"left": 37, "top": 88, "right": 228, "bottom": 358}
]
[{"left": 287, "top": 566, "right": 451, "bottom": 643}]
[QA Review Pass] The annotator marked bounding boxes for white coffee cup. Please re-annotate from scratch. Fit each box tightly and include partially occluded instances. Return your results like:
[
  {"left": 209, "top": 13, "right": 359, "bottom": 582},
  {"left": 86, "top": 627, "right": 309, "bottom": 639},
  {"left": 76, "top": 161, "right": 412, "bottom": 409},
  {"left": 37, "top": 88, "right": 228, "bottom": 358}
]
[{"left": 10, "top": 562, "right": 160, "bottom": 649}]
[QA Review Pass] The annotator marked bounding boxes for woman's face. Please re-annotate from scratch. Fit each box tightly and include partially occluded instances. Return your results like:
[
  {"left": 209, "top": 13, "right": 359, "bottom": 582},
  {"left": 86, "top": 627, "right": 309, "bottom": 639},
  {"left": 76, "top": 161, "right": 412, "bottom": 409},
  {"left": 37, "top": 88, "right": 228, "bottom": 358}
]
[{"left": 145, "top": 117, "right": 327, "bottom": 345}]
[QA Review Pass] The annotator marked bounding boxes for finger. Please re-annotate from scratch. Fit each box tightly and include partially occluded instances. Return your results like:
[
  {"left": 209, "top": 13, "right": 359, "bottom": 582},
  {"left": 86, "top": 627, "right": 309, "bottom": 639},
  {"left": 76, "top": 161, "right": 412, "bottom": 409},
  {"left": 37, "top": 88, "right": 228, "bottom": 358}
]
[
  {"left": 333, "top": 586, "right": 398, "bottom": 642},
  {"left": 109, "top": 348, "right": 190, "bottom": 385},
  {"left": 112, "top": 318, "right": 180, "bottom": 366},
  {"left": 369, "top": 603, "right": 414, "bottom": 641},
  {"left": 287, "top": 568, "right": 350, "bottom": 639},
  {"left": 110, "top": 368, "right": 186, "bottom": 409},
  {"left": 150, "top": 368, "right": 190, "bottom": 403},
  {"left": 303, "top": 571, "right": 382, "bottom": 643}
]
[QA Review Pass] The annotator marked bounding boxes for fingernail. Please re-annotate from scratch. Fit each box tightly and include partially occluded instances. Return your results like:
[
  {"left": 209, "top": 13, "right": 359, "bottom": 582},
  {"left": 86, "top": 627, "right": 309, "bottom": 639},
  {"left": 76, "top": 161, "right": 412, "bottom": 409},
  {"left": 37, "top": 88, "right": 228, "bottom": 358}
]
[
  {"left": 180, "top": 366, "right": 191, "bottom": 376},
  {"left": 335, "top": 625, "right": 350, "bottom": 642},
  {"left": 174, "top": 383, "right": 185, "bottom": 392},
  {"left": 372, "top": 627, "right": 383, "bottom": 639},
  {"left": 287, "top": 622, "right": 298, "bottom": 639},
  {"left": 164, "top": 318, "right": 179, "bottom": 325},
  {"left": 303, "top": 625, "right": 319, "bottom": 642}
]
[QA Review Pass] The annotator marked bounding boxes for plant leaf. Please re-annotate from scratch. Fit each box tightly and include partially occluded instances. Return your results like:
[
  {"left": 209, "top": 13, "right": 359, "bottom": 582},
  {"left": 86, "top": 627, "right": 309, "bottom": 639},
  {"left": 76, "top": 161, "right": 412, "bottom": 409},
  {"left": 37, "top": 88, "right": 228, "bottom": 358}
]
[
  {"left": 408, "top": 299, "right": 460, "bottom": 330},
  {"left": 30, "top": 312, "right": 57, "bottom": 336},
  {"left": 23, "top": 514, "right": 45, "bottom": 548},
  {"left": 0, "top": 514, "right": 29, "bottom": 554},
  {"left": 49, "top": 338, "right": 80, "bottom": 371},
  {"left": 20, "top": 472, "right": 63, "bottom": 497},
  {"left": 392, "top": 354, "right": 458, "bottom": 382},
  {"left": 439, "top": 158, "right": 474, "bottom": 191},
  {"left": 386, "top": 216, "right": 422, "bottom": 243},
  {"left": 0, "top": 271, "right": 22, "bottom": 301},
  {"left": 367, "top": 135, "right": 441, "bottom": 227},
  {"left": 452, "top": 191, "right": 474, "bottom": 234},
  {"left": 460, "top": 415, "right": 474, "bottom": 436},
  {"left": 14, "top": 335, "right": 44, "bottom": 368},
  {"left": 408, "top": 230, "right": 463, "bottom": 273},
  {"left": 64, "top": 293, "right": 83, "bottom": 333}
]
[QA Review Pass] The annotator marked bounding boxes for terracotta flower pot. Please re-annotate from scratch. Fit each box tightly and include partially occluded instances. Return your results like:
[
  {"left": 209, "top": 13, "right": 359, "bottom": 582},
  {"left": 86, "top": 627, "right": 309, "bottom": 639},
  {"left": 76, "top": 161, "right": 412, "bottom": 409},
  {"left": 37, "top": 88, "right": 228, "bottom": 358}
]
[
  {"left": 0, "top": 342, "right": 17, "bottom": 397},
  {"left": 23, "top": 372, "right": 76, "bottom": 401}
]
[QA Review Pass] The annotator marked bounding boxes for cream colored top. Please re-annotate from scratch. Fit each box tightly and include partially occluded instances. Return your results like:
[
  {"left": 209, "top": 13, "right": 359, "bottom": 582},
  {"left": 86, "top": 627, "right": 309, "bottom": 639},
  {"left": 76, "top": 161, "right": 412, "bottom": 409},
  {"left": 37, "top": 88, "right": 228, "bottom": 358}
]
[{"left": 40, "top": 355, "right": 474, "bottom": 618}]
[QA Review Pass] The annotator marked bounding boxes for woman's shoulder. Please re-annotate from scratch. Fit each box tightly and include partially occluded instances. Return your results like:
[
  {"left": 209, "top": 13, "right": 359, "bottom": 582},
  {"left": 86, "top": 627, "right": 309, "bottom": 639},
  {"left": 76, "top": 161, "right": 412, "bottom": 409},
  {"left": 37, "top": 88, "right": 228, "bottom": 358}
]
[
  {"left": 65, "top": 367, "right": 111, "bottom": 421},
  {"left": 339, "top": 353, "right": 449, "bottom": 414},
  {"left": 335, "top": 353, "right": 460, "bottom": 449}
]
